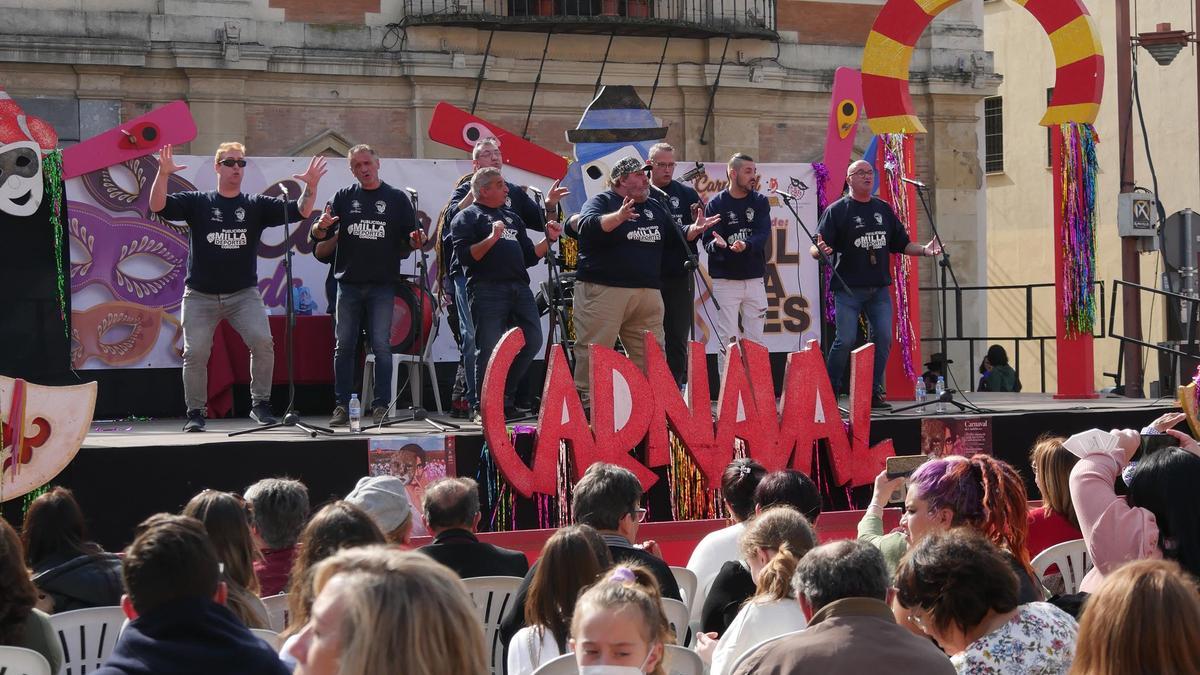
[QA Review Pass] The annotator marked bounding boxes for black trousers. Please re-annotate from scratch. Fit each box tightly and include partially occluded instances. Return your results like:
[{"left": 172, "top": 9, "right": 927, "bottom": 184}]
[{"left": 660, "top": 274, "right": 693, "bottom": 385}]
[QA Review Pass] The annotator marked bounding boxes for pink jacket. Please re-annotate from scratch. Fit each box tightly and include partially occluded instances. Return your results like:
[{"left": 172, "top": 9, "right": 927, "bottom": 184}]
[{"left": 1069, "top": 447, "right": 1161, "bottom": 592}]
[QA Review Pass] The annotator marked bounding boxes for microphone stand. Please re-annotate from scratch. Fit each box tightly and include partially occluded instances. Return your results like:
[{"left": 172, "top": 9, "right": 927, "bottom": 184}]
[
  {"left": 231, "top": 185, "right": 333, "bottom": 438},
  {"left": 377, "top": 187, "right": 460, "bottom": 432}
]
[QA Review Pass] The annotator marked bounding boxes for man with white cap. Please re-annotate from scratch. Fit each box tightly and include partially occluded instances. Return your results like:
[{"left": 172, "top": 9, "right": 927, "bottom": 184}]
[{"left": 345, "top": 475, "right": 413, "bottom": 546}]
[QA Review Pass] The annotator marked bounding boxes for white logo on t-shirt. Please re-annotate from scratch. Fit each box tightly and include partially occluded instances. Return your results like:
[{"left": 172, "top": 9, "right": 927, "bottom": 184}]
[
  {"left": 206, "top": 229, "right": 248, "bottom": 249},
  {"left": 376, "top": 201, "right": 387, "bottom": 214},
  {"left": 211, "top": 208, "right": 223, "bottom": 223},
  {"left": 347, "top": 220, "right": 387, "bottom": 240},
  {"left": 350, "top": 200, "right": 362, "bottom": 214},
  {"left": 874, "top": 212, "right": 883, "bottom": 226},
  {"left": 627, "top": 226, "right": 662, "bottom": 243},
  {"left": 746, "top": 207, "right": 755, "bottom": 221},
  {"left": 234, "top": 207, "right": 246, "bottom": 223}
]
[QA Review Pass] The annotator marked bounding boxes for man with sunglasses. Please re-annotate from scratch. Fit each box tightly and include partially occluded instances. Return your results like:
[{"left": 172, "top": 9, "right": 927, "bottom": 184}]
[
  {"left": 151, "top": 142, "right": 327, "bottom": 432},
  {"left": 811, "top": 159, "right": 941, "bottom": 410}
]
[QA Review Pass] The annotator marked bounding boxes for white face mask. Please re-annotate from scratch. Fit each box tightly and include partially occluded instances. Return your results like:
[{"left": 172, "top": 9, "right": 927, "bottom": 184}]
[{"left": 579, "top": 645, "right": 656, "bottom": 675}]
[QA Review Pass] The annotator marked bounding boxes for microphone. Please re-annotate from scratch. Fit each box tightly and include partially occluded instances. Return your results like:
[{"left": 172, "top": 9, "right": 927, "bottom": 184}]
[
  {"left": 768, "top": 187, "right": 794, "bottom": 201},
  {"left": 679, "top": 162, "right": 707, "bottom": 183},
  {"left": 900, "top": 177, "right": 928, "bottom": 189},
  {"left": 279, "top": 183, "right": 289, "bottom": 197},
  {"left": 404, "top": 187, "right": 419, "bottom": 211}
]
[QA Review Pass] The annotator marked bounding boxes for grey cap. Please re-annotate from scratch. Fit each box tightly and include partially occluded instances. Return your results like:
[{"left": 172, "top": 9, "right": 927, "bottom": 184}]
[
  {"left": 345, "top": 475, "right": 412, "bottom": 533},
  {"left": 610, "top": 155, "right": 647, "bottom": 181}
]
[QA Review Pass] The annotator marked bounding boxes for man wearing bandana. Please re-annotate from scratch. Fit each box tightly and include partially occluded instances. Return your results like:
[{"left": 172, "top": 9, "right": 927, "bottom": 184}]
[
  {"left": 151, "top": 143, "right": 327, "bottom": 432},
  {"left": 812, "top": 159, "right": 941, "bottom": 409}
]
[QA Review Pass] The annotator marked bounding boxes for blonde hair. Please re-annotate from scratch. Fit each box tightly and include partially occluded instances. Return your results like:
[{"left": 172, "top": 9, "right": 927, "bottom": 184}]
[
  {"left": 648, "top": 143, "right": 674, "bottom": 160},
  {"left": 214, "top": 142, "right": 246, "bottom": 163},
  {"left": 1070, "top": 559, "right": 1200, "bottom": 675},
  {"left": 1030, "top": 435, "right": 1079, "bottom": 528},
  {"left": 572, "top": 564, "right": 671, "bottom": 675},
  {"left": 739, "top": 506, "right": 818, "bottom": 602},
  {"left": 309, "top": 546, "right": 488, "bottom": 675}
]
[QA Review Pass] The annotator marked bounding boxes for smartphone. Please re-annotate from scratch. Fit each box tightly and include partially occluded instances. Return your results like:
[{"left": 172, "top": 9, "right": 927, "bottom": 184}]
[
  {"left": 1138, "top": 433, "right": 1178, "bottom": 459},
  {"left": 885, "top": 455, "right": 930, "bottom": 504}
]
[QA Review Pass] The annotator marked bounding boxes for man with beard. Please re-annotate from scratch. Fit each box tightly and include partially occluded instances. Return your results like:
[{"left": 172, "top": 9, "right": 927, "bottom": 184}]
[
  {"left": 647, "top": 143, "right": 719, "bottom": 386},
  {"left": 812, "top": 159, "right": 941, "bottom": 409},
  {"left": 310, "top": 144, "right": 424, "bottom": 427},
  {"left": 151, "top": 143, "right": 327, "bottom": 432},
  {"left": 572, "top": 156, "right": 672, "bottom": 401},
  {"left": 702, "top": 153, "right": 772, "bottom": 378}
]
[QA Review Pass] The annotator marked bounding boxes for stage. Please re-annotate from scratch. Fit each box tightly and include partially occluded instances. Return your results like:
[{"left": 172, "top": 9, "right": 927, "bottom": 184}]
[{"left": 6, "top": 391, "right": 1175, "bottom": 557}]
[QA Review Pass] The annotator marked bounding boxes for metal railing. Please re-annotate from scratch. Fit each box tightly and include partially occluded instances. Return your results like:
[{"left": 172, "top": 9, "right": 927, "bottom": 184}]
[
  {"left": 915, "top": 281, "right": 1107, "bottom": 393},
  {"left": 1107, "top": 280, "right": 1200, "bottom": 390},
  {"left": 399, "top": 0, "right": 777, "bottom": 38}
]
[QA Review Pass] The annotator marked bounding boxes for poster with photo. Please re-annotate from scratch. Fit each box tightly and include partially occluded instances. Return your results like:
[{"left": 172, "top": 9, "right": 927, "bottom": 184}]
[
  {"left": 367, "top": 435, "right": 457, "bottom": 538},
  {"left": 920, "top": 417, "right": 993, "bottom": 458}
]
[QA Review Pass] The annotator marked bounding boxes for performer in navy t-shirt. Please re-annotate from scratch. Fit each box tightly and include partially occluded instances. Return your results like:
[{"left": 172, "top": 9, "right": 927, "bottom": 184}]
[
  {"left": 309, "top": 144, "right": 424, "bottom": 427},
  {"left": 702, "top": 153, "right": 772, "bottom": 379},
  {"left": 812, "top": 159, "right": 941, "bottom": 409},
  {"left": 151, "top": 143, "right": 326, "bottom": 431}
]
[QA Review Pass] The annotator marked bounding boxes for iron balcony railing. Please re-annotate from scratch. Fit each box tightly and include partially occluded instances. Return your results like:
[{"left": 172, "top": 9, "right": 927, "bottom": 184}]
[{"left": 398, "top": 0, "right": 777, "bottom": 39}]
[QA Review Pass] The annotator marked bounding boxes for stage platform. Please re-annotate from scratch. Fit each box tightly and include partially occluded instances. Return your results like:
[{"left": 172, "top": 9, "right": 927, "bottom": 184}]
[{"left": 5, "top": 392, "right": 1177, "bottom": 555}]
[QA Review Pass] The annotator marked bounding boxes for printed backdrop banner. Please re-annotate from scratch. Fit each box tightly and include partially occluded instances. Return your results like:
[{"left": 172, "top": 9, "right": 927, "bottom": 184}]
[{"left": 67, "top": 157, "right": 820, "bottom": 369}]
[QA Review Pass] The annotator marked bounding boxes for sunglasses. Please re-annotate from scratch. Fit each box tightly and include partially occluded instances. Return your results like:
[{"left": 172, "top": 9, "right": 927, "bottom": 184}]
[{"left": 219, "top": 158, "right": 248, "bottom": 168}]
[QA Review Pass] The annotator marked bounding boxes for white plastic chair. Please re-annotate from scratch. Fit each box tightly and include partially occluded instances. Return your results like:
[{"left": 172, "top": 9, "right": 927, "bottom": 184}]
[
  {"left": 661, "top": 598, "right": 689, "bottom": 646},
  {"left": 249, "top": 628, "right": 283, "bottom": 651},
  {"left": 0, "top": 646, "right": 52, "bottom": 675},
  {"left": 462, "top": 576, "right": 523, "bottom": 675},
  {"left": 260, "top": 593, "right": 290, "bottom": 633},
  {"left": 726, "top": 628, "right": 803, "bottom": 674},
  {"left": 363, "top": 311, "right": 443, "bottom": 414},
  {"left": 1031, "top": 538, "right": 1093, "bottom": 595},
  {"left": 48, "top": 605, "right": 126, "bottom": 675},
  {"left": 669, "top": 566, "right": 698, "bottom": 615},
  {"left": 529, "top": 645, "right": 705, "bottom": 675},
  {"left": 530, "top": 652, "right": 576, "bottom": 675}
]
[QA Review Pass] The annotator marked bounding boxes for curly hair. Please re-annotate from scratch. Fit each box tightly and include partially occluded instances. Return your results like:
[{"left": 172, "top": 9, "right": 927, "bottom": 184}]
[{"left": 0, "top": 518, "right": 39, "bottom": 644}]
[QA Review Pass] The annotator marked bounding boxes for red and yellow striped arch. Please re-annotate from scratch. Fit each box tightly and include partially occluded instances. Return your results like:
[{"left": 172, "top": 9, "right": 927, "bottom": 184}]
[{"left": 862, "top": 0, "right": 1103, "bottom": 134}]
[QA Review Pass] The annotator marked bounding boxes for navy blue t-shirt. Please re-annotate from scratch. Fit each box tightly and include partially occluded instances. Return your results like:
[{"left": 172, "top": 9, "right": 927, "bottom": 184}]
[
  {"left": 817, "top": 195, "right": 911, "bottom": 289},
  {"left": 157, "top": 191, "right": 301, "bottom": 294},
  {"left": 328, "top": 181, "right": 416, "bottom": 284},
  {"left": 442, "top": 180, "right": 545, "bottom": 278},
  {"left": 451, "top": 203, "right": 539, "bottom": 287},
  {"left": 652, "top": 180, "right": 701, "bottom": 279},
  {"left": 702, "top": 189, "right": 771, "bottom": 280},
  {"left": 577, "top": 190, "right": 668, "bottom": 289}
]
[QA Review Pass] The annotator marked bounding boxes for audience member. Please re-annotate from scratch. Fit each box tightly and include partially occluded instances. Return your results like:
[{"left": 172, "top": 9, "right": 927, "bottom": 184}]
[
  {"left": 418, "top": 477, "right": 528, "bottom": 578},
  {"left": 860, "top": 454, "right": 1040, "bottom": 601},
  {"left": 1069, "top": 415, "right": 1200, "bottom": 592},
  {"left": 686, "top": 458, "right": 766, "bottom": 622},
  {"left": 702, "top": 468, "right": 820, "bottom": 634},
  {"left": 857, "top": 469, "right": 910, "bottom": 576},
  {"left": 702, "top": 506, "right": 817, "bottom": 675},
  {"left": 243, "top": 477, "right": 309, "bottom": 596},
  {"left": 94, "top": 514, "right": 287, "bottom": 675},
  {"left": 281, "top": 501, "right": 385, "bottom": 642},
  {"left": 182, "top": 490, "right": 268, "bottom": 628},
  {"left": 21, "top": 486, "right": 122, "bottom": 612},
  {"left": 571, "top": 565, "right": 671, "bottom": 675},
  {"left": 733, "top": 540, "right": 954, "bottom": 674},
  {"left": 508, "top": 525, "right": 613, "bottom": 675},
  {"left": 0, "top": 517, "right": 63, "bottom": 672},
  {"left": 500, "top": 463, "right": 682, "bottom": 659},
  {"left": 288, "top": 546, "right": 488, "bottom": 675},
  {"left": 1028, "top": 435, "right": 1082, "bottom": 576},
  {"left": 345, "top": 475, "right": 414, "bottom": 545},
  {"left": 895, "top": 530, "right": 1077, "bottom": 675},
  {"left": 1069, "top": 559, "right": 1200, "bottom": 675},
  {"left": 978, "top": 344, "right": 1021, "bottom": 392}
]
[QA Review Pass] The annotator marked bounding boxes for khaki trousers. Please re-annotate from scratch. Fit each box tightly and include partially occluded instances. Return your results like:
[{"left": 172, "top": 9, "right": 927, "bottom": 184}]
[{"left": 572, "top": 281, "right": 665, "bottom": 399}]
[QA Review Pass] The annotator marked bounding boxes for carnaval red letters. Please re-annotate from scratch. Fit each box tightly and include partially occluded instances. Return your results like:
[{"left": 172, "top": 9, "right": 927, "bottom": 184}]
[{"left": 481, "top": 330, "right": 894, "bottom": 498}]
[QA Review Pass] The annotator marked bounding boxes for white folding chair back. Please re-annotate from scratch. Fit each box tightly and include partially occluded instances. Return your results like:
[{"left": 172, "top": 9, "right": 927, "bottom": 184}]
[
  {"left": 249, "top": 628, "right": 283, "bottom": 651},
  {"left": 530, "top": 652, "right": 577, "bottom": 675},
  {"left": 48, "top": 605, "right": 126, "bottom": 675},
  {"left": 462, "top": 576, "right": 523, "bottom": 675},
  {"left": 260, "top": 593, "right": 290, "bottom": 633},
  {"left": 1031, "top": 538, "right": 1092, "bottom": 595},
  {"left": 0, "top": 646, "right": 52, "bottom": 675},
  {"left": 363, "top": 308, "right": 443, "bottom": 414},
  {"left": 726, "top": 629, "right": 802, "bottom": 674},
  {"left": 664, "top": 644, "right": 704, "bottom": 675},
  {"left": 669, "top": 566, "right": 698, "bottom": 615},
  {"left": 661, "top": 598, "right": 689, "bottom": 646}
]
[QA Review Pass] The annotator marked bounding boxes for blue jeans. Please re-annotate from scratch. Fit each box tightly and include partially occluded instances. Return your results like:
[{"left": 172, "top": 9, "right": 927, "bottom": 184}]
[
  {"left": 827, "top": 285, "right": 892, "bottom": 395},
  {"left": 453, "top": 273, "right": 478, "bottom": 407},
  {"left": 470, "top": 280, "right": 542, "bottom": 407},
  {"left": 334, "top": 282, "right": 394, "bottom": 408}
]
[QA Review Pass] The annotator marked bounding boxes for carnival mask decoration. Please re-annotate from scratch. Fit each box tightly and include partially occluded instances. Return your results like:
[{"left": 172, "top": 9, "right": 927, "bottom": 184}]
[
  {"left": 70, "top": 301, "right": 182, "bottom": 369},
  {"left": 0, "top": 88, "right": 58, "bottom": 217},
  {"left": 69, "top": 202, "right": 188, "bottom": 310}
]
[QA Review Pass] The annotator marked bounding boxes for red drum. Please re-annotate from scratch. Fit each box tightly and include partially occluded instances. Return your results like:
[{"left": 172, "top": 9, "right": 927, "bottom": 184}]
[{"left": 390, "top": 280, "right": 435, "bottom": 355}]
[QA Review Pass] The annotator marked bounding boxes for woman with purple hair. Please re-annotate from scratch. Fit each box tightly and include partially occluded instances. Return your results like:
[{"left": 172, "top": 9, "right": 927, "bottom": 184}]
[{"left": 858, "top": 455, "right": 1040, "bottom": 603}]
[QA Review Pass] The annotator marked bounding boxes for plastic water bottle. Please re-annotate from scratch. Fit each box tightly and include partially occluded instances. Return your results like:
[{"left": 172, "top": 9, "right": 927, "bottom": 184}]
[
  {"left": 349, "top": 394, "right": 362, "bottom": 433},
  {"left": 935, "top": 376, "right": 946, "bottom": 413},
  {"left": 915, "top": 378, "right": 927, "bottom": 412}
]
